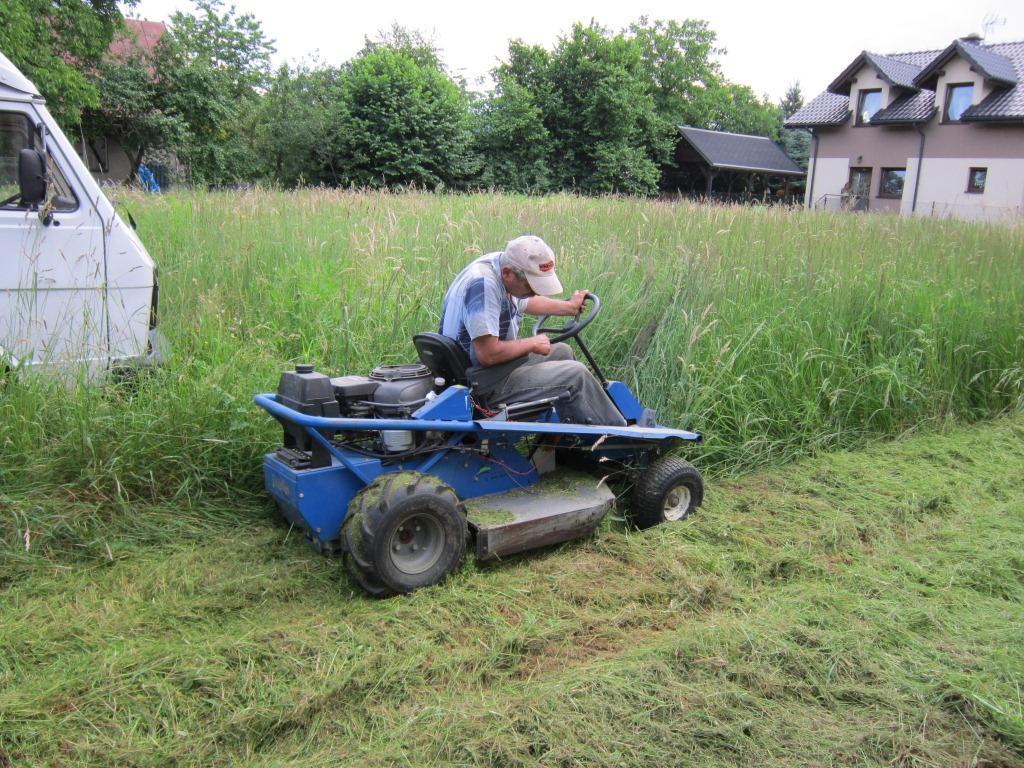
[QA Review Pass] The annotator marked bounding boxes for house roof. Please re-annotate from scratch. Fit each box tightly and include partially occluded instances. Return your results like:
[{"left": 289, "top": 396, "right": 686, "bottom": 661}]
[
  {"left": 914, "top": 39, "right": 1018, "bottom": 89},
  {"left": 785, "top": 91, "right": 850, "bottom": 128},
  {"left": 828, "top": 51, "right": 924, "bottom": 94},
  {"left": 869, "top": 90, "right": 937, "bottom": 124},
  {"left": 676, "top": 126, "right": 805, "bottom": 176},
  {"left": 786, "top": 39, "right": 1024, "bottom": 127},
  {"left": 108, "top": 19, "right": 167, "bottom": 62}
]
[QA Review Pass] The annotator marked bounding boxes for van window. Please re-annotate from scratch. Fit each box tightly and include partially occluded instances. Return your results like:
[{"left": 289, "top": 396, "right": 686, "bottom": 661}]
[
  {"left": 0, "top": 112, "right": 32, "bottom": 207},
  {"left": 0, "top": 112, "right": 79, "bottom": 212},
  {"left": 41, "top": 147, "right": 79, "bottom": 212}
]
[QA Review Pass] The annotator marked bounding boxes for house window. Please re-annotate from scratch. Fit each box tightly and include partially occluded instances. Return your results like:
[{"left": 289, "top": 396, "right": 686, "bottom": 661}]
[
  {"left": 845, "top": 167, "right": 872, "bottom": 210},
  {"left": 967, "top": 167, "right": 987, "bottom": 193},
  {"left": 944, "top": 83, "right": 974, "bottom": 122},
  {"left": 0, "top": 111, "right": 31, "bottom": 208},
  {"left": 879, "top": 168, "right": 906, "bottom": 199},
  {"left": 856, "top": 89, "right": 882, "bottom": 125}
]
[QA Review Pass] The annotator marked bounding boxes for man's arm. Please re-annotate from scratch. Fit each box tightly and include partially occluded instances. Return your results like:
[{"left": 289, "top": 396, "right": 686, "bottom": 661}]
[
  {"left": 473, "top": 334, "right": 551, "bottom": 367},
  {"left": 525, "top": 290, "right": 588, "bottom": 317}
]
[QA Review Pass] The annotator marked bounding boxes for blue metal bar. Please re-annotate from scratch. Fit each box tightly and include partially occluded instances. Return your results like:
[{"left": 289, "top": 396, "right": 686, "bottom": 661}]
[
  {"left": 475, "top": 420, "right": 701, "bottom": 442},
  {"left": 256, "top": 394, "right": 478, "bottom": 433},
  {"left": 254, "top": 393, "right": 700, "bottom": 443}
]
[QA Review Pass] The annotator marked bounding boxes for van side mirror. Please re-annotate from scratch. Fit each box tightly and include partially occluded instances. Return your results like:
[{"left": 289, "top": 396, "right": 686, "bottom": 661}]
[{"left": 18, "top": 148, "right": 47, "bottom": 206}]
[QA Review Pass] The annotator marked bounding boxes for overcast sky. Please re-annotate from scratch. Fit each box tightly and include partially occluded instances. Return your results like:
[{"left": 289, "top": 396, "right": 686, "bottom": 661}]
[{"left": 130, "top": 0, "right": 1024, "bottom": 103}]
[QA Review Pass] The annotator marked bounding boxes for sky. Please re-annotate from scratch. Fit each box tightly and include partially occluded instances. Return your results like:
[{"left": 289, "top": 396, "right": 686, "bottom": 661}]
[{"left": 130, "top": 0, "right": 1024, "bottom": 103}]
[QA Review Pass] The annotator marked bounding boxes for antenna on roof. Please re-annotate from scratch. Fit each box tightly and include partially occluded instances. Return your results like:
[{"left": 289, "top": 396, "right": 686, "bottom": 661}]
[{"left": 981, "top": 14, "right": 1006, "bottom": 40}]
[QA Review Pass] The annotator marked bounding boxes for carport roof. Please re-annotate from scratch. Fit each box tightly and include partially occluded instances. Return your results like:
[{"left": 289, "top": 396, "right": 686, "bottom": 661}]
[{"left": 676, "top": 127, "right": 805, "bottom": 176}]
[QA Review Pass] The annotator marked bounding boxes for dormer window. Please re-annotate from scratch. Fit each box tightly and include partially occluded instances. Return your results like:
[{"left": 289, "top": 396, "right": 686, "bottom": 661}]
[
  {"left": 944, "top": 83, "right": 973, "bottom": 121},
  {"left": 856, "top": 89, "right": 882, "bottom": 125}
]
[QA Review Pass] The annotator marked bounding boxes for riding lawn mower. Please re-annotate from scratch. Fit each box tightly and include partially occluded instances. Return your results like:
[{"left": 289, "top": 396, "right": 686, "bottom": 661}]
[{"left": 254, "top": 294, "right": 703, "bottom": 597}]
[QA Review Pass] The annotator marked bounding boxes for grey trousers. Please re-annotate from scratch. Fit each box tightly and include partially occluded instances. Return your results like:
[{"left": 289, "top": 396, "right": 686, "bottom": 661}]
[{"left": 475, "top": 343, "right": 627, "bottom": 427}]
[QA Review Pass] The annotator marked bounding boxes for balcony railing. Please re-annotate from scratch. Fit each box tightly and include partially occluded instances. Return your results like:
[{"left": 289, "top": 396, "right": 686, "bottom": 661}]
[{"left": 814, "top": 193, "right": 869, "bottom": 211}]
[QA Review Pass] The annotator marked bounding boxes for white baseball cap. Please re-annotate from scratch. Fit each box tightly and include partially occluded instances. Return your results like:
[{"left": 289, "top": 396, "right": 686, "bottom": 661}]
[{"left": 503, "top": 235, "right": 563, "bottom": 295}]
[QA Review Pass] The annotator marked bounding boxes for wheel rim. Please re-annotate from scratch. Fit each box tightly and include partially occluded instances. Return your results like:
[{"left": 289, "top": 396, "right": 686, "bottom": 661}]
[
  {"left": 388, "top": 513, "right": 445, "bottom": 575},
  {"left": 662, "top": 483, "right": 692, "bottom": 522}
]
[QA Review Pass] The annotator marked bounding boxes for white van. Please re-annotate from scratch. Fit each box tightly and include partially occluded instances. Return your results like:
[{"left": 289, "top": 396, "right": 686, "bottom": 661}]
[{"left": 0, "top": 51, "right": 161, "bottom": 374}]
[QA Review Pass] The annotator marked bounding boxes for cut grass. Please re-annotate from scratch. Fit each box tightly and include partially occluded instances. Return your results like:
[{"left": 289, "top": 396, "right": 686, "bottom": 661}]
[{"left": 2, "top": 415, "right": 1022, "bottom": 766}]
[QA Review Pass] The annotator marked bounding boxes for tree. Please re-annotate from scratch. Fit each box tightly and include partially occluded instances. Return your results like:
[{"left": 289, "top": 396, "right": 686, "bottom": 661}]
[
  {"left": 628, "top": 17, "right": 724, "bottom": 128},
  {"left": 0, "top": 0, "right": 125, "bottom": 129},
  {"left": 492, "top": 23, "right": 670, "bottom": 196},
  {"left": 164, "top": 0, "right": 272, "bottom": 92},
  {"left": 779, "top": 81, "right": 804, "bottom": 120},
  {"left": 472, "top": 78, "right": 552, "bottom": 193},
  {"left": 158, "top": 0, "right": 275, "bottom": 185},
  {"left": 81, "top": 52, "right": 185, "bottom": 183},
  {"left": 254, "top": 63, "right": 333, "bottom": 186},
  {"left": 479, "top": 19, "right": 790, "bottom": 196},
  {"left": 322, "top": 47, "right": 476, "bottom": 189},
  {"left": 359, "top": 24, "right": 447, "bottom": 73},
  {"left": 779, "top": 81, "right": 811, "bottom": 171},
  {"left": 704, "top": 83, "right": 781, "bottom": 138}
]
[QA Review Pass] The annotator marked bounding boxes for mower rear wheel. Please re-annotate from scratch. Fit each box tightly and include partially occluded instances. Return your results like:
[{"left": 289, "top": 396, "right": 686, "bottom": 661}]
[
  {"left": 342, "top": 472, "right": 467, "bottom": 596},
  {"left": 630, "top": 456, "right": 704, "bottom": 530},
  {"left": 343, "top": 552, "right": 395, "bottom": 598}
]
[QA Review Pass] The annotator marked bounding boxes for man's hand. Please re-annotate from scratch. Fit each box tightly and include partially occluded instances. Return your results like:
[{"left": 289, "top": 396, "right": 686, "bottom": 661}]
[
  {"left": 566, "top": 290, "right": 588, "bottom": 315},
  {"left": 530, "top": 335, "right": 552, "bottom": 356},
  {"left": 525, "top": 290, "right": 590, "bottom": 317},
  {"left": 474, "top": 333, "right": 550, "bottom": 366}
]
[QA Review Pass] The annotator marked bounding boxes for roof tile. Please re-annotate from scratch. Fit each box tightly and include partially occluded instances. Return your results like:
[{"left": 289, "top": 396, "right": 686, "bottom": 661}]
[{"left": 785, "top": 92, "right": 849, "bottom": 128}]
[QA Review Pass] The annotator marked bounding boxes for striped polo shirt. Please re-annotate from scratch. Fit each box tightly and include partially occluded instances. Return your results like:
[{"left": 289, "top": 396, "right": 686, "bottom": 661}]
[{"left": 439, "top": 252, "right": 530, "bottom": 366}]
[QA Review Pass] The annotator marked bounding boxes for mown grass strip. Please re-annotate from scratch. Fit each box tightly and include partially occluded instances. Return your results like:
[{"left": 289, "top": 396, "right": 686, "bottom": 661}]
[{"left": 1, "top": 415, "right": 1021, "bottom": 766}]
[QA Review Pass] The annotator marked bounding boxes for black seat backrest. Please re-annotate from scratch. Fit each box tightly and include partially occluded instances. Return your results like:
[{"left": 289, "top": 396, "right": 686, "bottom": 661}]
[{"left": 413, "top": 332, "right": 471, "bottom": 386}]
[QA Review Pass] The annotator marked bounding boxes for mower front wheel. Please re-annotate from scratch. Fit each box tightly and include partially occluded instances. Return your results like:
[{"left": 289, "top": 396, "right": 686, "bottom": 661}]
[
  {"left": 342, "top": 472, "right": 467, "bottom": 596},
  {"left": 630, "top": 456, "right": 704, "bottom": 530}
]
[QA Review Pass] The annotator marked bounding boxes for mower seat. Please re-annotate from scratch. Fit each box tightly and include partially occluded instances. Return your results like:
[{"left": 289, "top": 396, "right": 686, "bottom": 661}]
[
  {"left": 413, "top": 332, "right": 560, "bottom": 420},
  {"left": 414, "top": 332, "right": 471, "bottom": 387}
]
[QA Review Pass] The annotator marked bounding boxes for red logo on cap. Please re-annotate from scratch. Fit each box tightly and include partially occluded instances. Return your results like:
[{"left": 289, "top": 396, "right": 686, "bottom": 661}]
[{"left": 539, "top": 260, "right": 555, "bottom": 273}]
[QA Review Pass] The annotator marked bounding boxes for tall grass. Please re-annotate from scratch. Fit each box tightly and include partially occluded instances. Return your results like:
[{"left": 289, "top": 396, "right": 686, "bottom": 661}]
[{"left": 0, "top": 189, "right": 1021, "bottom": 507}]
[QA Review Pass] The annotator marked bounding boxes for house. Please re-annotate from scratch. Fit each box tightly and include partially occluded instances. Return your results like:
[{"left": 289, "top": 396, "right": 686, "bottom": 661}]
[
  {"left": 786, "top": 36, "right": 1024, "bottom": 220},
  {"left": 665, "top": 126, "right": 805, "bottom": 202},
  {"left": 77, "top": 19, "right": 168, "bottom": 185}
]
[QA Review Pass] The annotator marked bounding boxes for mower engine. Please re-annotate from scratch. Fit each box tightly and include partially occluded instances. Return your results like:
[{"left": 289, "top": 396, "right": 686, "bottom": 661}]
[{"left": 275, "top": 363, "right": 442, "bottom": 467}]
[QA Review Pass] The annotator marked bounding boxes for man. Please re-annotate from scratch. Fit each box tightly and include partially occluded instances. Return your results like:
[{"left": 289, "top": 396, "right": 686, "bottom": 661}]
[{"left": 439, "top": 235, "right": 626, "bottom": 427}]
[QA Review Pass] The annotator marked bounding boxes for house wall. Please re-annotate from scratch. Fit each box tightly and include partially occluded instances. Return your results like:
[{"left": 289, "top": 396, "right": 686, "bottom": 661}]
[
  {"left": 933, "top": 57, "right": 993, "bottom": 116},
  {"left": 806, "top": 156, "right": 851, "bottom": 209},
  {"left": 903, "top": 157, "right": 1024, "bottom": 219},
  {"left": 78, "top": 137, "right": 134, "bottom": 184},
  {"left": 809, "top": 122, "right": 920, "bottom": 212}
]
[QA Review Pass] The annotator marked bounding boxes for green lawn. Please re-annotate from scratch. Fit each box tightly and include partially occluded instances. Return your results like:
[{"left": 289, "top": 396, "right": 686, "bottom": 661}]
[{"left": 3, "top": 415, "right": 1022, "bottom": 766}]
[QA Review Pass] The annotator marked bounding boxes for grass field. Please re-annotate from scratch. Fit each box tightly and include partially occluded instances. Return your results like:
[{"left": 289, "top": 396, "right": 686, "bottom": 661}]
[{"left": 1, "top": 190, "right": 1022, "bottom": 765}]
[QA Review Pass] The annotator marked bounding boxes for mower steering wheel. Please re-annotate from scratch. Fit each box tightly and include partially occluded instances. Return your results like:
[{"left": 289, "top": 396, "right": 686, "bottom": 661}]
[{"left": 531, "top": 292, "right": 601, "bottom": 344}]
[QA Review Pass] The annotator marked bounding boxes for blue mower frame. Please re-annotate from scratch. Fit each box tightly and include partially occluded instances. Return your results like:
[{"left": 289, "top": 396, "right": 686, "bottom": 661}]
[{"left": 254, "top": 294, "right": 703, "bottom": 596}]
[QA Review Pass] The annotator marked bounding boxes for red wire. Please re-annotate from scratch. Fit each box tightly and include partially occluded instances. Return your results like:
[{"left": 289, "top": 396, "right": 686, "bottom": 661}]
[
  {"left": 484, "top": 454, "right": 537, "bottom": 477},
  {"left": 470, "top": 396, "right": 498, "bottom": 418}
]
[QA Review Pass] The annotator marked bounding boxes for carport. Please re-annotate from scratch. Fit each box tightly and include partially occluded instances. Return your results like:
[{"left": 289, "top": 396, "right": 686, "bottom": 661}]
[{"left": 669, "top": 126, "right": 805, "bottom": 201}]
